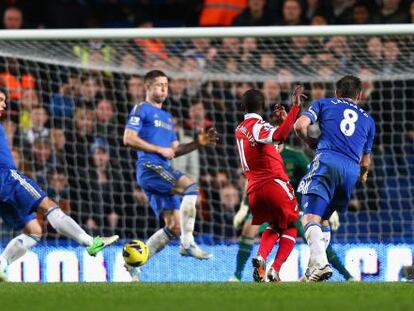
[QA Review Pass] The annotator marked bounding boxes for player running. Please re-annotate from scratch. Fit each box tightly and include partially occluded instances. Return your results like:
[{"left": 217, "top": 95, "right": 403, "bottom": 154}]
[
  {"left": 123, "top": 70, "right": 218, "bottom": 280},
  {"left": 0, "top": 89, "right": 118, "bottom": 282},
  {"left": 294, "top": 75, "right": 375, "bottom": 281},
  {"left": 235, "top": 85, "right": 305, "bottom": 282}
]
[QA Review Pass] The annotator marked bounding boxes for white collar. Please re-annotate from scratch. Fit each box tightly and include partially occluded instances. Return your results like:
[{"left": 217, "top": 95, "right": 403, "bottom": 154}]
[{"left": 244, "top": 113, "right": 263, "bottom": 120}]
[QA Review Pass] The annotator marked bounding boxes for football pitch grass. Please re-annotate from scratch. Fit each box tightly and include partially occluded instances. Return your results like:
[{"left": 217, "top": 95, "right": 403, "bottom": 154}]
[{"left": 1, "top": 282, "right": 413, "bottom": 311}]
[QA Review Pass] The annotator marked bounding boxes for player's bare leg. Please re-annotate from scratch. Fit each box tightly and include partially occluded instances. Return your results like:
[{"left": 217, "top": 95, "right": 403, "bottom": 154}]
[
  {"left": 174, "top": 175, "right": 211, "bottom": 259},
  {"left": 302, "top": 213, "right": 332, "bottom": 281},
  {"left": 39, "top": 197, "right": 119, "bottom": 256}
]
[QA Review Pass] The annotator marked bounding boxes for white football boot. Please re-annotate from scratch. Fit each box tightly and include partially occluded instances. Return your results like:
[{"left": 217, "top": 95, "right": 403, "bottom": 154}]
[
  {"left": 179, "top": 243, "right": 212, "bottom": 260},
  {"left": 307, "top": 264, "right": 333, "bottom": 282}
]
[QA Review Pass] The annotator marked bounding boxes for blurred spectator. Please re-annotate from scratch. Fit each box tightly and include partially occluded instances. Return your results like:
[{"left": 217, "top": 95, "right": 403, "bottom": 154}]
[
  {"left": 382, "top": 39, "right": 404, "bottom": 74},
  {"left": 375, "top": 0, "right": 409, "bottom": 23},
  {"left": 183, "top": 38, "right": 216, "bottom": 69},
  {"left": 33, "top": 137, "right": 60, "bottom": 187},
  {"left": 95, "top": 99, "right": 117, "bottom": 138},
  {"left": 289, "top": 36, "right": 312, "bottom": 68},
  {"left": 365, "top": 37, "right": 383, "bottom": 72},
  {"left": 277, "top": 67, "right": 294, "bottom": 102},
  {"left": 87, "top": 137, "right": 124, "bottom": 233},
  {"left": 79, "top": 75, "right": 103, "bottom": 109},
  {"left": 325, "top": 36, "right": 354, "bottom": 72},
  {"left": 11, "top": 146, "right": 31, "bottom": 177},
  {"left": 184, "top": 98, "right": 213, "bottom": 132},
  {"left": 119, "top": 52, "right": 139, "bottom": 72},
  {"left": 304, "top": 0, "right": 332, "bottom": 22},
  {"left": 233, "top": 0, "right": 274, "bottom": 26},
  {"left": 259, "top": 52, "right": 277, "bottom": 73},
  {"left": 352, "top": 3, "right": 372, "bottom": 24},
  {"left": 262, "top": 80, "right": 282, "bottom": 110},
  {"left": 24, "top": 105, "right": 49, "bottom": 145},
  {"left": 311, "top": 14, "right": 328, "bottom": 25},
  {"left": 2, "top": 6, "right": 23, "bottom": 29},
  {"left": 331, "top": 0, "right": 354, "bottom": 24},
  {"left": 310, "top": 82, "right": 328, "bottom": 102},
  {"left": 214, "top": 184, "right": 240, "bottom": 239},
  {"left": 240, "top": 37, "right": 260, "bottom": 70},
  {"left": 127, "top": 75, "right": 145, "bottom": 104},
  {"left": 280, "top": 0, "right": 306, "bottom": 25},
  {"left": 19, "top": 89, "right": 40, "bottom": 131},
  {"left": 49, "top": 73, "right": 80, "bottom": 119},
  {"left": 65, "top": 107, "right": 95, "bottom": 173},
  {"left": 199, "top": 0, "right": 247, "bottom": 26},
  {"left": 47, "top": 167, "right": 70, "bottom": 214},
  {"left": 50, "top": 128, "right": 66, "bottom": 164}
]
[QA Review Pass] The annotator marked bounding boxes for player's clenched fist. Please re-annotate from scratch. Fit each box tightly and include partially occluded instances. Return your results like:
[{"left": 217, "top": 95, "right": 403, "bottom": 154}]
[{"left": 198, "top": 127, "right": 219, "bottom": 146}]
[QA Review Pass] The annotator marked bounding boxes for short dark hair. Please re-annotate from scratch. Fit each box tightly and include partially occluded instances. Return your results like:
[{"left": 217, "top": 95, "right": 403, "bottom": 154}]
[
  {"left": 335, "top": 75, "right": 362, "bottom": 99},
  {"left": 241, "top": 89, "right": 265, "bottom": 113},
  {"left": 144, "top": 70, "right": 167, "bottom": 84}
]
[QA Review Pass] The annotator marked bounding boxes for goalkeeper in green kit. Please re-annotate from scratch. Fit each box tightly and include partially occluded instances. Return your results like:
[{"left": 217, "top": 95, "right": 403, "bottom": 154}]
[{"left": 229, "top": 104, "right": 353, "bottom": 282}]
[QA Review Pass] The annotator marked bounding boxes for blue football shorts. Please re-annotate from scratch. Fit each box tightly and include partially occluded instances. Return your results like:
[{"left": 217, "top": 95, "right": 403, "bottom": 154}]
[
  {"left": 137, "top": 162, "right": 184, "bottom": 217},
  {"left": 297, "top": 152, "right": 359, "bottom": 219},
  {"left": 0, "top": 168, "right": 46, "bottom": 230}
]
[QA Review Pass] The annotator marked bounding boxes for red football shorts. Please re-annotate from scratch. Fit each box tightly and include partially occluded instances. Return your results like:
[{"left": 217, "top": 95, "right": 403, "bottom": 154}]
[{"left": 248, "top": 179, "right": 299, "bottom": 229}]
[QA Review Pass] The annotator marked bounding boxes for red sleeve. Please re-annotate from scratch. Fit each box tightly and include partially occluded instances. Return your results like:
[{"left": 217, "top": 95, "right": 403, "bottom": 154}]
[{"left": 272, "top": 105, "right": 300, "bottom": 143}]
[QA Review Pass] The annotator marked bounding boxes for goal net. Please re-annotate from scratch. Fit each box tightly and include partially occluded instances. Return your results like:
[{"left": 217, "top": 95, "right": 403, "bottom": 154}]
[{"left": 0, "top": 25, "right": 413, "bottom": 246}]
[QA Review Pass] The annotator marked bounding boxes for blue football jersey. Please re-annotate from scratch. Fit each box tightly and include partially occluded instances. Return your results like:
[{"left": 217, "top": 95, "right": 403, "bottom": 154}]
[
  {"left": 0, "top": 123, "right": 17, "bottom": 169},
  {"left": 302, "top": 98, "right": 375, "bottom": 163},
  {"left": 125, "top": 102, "right": 177, "bottom": 166}
]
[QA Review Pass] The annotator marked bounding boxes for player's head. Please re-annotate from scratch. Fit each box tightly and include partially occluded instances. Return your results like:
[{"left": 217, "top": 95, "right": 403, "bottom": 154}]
[
  {"left": 335, "top": 75, "right": 362, "bottom": 102},
  {"left": 241, "top": 89, "right": 266, "bottom": 114},
  {"left": 144, "top": 70, "right": 168, "bottom": 105}
]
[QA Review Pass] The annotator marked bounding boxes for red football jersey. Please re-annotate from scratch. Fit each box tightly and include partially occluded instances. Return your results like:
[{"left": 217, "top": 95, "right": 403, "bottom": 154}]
[{"left": 235, "top": 107, "right": 300, "bottom": 192}]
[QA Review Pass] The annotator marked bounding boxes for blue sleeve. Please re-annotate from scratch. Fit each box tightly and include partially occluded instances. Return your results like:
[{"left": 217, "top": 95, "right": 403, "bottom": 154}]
[
  {"left": 125, "top": 104, "right": 146, "bottom": 134},
  {"left": 363, "top": 118, "right": 375, "bottom": 154},
  {"left": 302, "top": 100, "right": 322, "bottom": 124}
]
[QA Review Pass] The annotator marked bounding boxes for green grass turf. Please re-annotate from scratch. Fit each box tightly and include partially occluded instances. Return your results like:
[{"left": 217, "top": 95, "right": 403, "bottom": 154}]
[{"left": 0, "top": 282, "right": 413, "bottom": 311}]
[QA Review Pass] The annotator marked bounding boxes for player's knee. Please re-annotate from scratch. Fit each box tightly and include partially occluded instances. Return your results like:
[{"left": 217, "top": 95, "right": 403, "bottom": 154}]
[
  {"left": 167, "top": 223, "right": 181, "bottom": 237},
  {"left": 38, "top": 197, "right": 58, "bottom": 215},
  {"left": 24, "top": 221, "right": 43, "bottom": 238},
  {"left": 183, "top": 183, "right": 199, "bottom": 196}
]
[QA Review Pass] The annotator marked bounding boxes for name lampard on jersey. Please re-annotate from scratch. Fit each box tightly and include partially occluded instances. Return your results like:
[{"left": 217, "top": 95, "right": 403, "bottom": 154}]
[
  {"left": 154, "top": 119, "right": 173, "bottom": 131},
  {"left": 331, "top": 98, "right": 369, "bottom": 118},
  {"left": 236, "top": 125, "right": 256, "bottom": 146}
]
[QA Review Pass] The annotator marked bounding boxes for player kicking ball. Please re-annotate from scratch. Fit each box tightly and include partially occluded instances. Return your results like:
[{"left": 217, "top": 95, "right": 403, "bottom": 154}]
[
  {"left": 0, "top": 89, "right": 118, "bottom": 282},
  {"left": 294, "top": 75, "right": 375, "bottom": 281},
  {"left": 235, "top": 85, "right": 305, "bottom": 282},
  {"left": 123, "top": 70, "right": 218, "bottom": 281}
]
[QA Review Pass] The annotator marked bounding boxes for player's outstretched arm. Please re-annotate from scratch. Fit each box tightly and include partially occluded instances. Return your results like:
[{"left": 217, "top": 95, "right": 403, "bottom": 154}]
[
  {"left": 271, "top": 85, "right": 306, "bottom": 143},
  {"left": 123, "top": 128, "right": 175, "bottom": 159},
  {"left": 173, "top": 128, "right": 219, "bottom": 157}
]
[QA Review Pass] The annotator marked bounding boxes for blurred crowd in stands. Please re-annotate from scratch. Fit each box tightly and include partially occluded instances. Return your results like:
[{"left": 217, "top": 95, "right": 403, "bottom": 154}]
[{"left": 0, "top": 0, "right": 412, "bottom": 242}]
